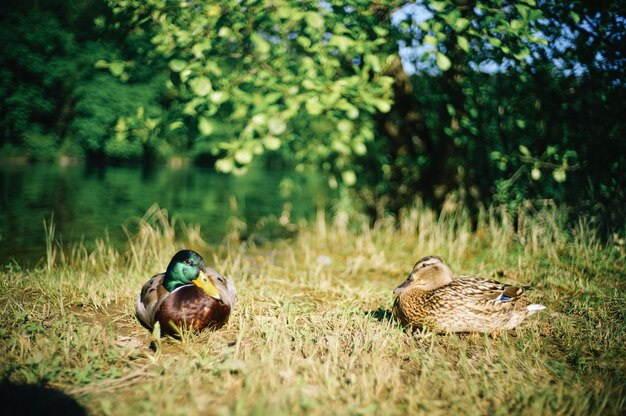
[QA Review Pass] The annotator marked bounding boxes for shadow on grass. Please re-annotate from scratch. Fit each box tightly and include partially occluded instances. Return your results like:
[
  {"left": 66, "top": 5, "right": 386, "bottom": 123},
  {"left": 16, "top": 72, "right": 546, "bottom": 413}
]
[
  {"left": 0, "top": 380, "right": 86, "bottom": 416},
  {"left": 366, "top": 308, "right": 395, "bottom": 323}
]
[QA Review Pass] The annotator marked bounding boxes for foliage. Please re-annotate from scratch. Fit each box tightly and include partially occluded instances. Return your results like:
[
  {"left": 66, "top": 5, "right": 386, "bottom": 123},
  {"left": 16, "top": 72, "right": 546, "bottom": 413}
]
[
  {"left": 1, "top": 0, "right": 624, "bottom": 227},
  {"left": 70, "top": 68, "right": 166, "bottom": 160},
  {"left": 359, "top": 0, "right": 624, "bottom": 228},
  {"left": 108, "top": 0, "right": 402, "bottom": 177},
  {"left": 0, "top": 3, "right": 79, "bottom": 153},
  {"left": 535, "top": 0, "right": 625, "bottom": 83},
  {"left": 0, "top": 0, "right": 168, "bottom": 161},
  {"left": 108, "top": 0, "right": 549, "bottom": 183}
]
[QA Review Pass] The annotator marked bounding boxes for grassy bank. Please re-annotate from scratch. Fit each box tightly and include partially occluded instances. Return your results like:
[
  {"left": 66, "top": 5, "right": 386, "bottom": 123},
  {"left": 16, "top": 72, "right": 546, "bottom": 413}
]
[{"left": 1, "top": 205, "right": 624, "bottom": 415}]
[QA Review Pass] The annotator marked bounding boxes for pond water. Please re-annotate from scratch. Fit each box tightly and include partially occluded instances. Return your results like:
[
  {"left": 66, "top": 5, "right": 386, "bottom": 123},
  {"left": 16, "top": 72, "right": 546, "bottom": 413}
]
[{"left": 0, "top": 163, "right": 330, "bottom": 266}]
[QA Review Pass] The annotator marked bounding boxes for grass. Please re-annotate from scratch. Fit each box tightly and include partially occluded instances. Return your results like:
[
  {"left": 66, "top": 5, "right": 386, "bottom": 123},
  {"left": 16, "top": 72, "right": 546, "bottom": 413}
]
[{"left": 1, "top": 204, "right": 625, "bottom": 415}]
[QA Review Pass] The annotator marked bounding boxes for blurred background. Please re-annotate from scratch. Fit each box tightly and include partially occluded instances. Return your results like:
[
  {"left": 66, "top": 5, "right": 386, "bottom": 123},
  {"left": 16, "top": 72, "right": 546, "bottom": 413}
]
[{"left": 0, "top": 0, "right": 624, "bottom": 264}]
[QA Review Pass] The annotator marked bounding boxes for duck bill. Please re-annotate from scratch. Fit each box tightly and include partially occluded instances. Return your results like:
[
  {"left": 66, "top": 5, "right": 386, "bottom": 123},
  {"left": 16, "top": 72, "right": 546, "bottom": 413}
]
[
  {"left": 393, "top": 278, "right": 411, "bottom": 295},
  {"left": 193, "top": 270, "right": 222, "bottom": 300}
]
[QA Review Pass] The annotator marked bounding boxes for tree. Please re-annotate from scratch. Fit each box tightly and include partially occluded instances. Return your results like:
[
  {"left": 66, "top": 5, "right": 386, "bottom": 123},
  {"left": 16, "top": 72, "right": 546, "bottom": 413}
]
[
  {"left": 5, "top": 0, "right": 621, "bottom": 228},
  {"left": 108, "top": 0, "right": 542, "bottom": 182},
  {"left": 0, "top": 0, "right": 169, "bottom": 161}
]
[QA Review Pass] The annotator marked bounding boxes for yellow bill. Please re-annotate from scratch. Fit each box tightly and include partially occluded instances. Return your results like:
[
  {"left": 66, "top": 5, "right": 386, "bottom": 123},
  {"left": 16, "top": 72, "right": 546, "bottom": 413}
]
[{"left": 192, "top": 270, "right": 222, "bottom": 300}]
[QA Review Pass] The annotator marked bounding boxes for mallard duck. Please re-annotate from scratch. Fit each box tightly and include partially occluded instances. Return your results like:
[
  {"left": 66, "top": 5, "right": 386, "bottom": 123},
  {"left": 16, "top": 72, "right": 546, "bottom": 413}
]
[
  {"left": 392, "top": 255, "right": 545, "bottom": 333},
  {"left": 136, "top": 250, "right": 237, "bottom": 335}
]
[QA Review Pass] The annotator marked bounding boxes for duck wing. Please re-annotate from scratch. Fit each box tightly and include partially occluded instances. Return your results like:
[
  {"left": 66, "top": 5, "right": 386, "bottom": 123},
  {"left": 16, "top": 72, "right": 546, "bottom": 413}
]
[
  {"left": 448, "top": 276, "right": 528, "bottom": 308},
  {"left": 156, "top": 285, "right": 232, "bottom": 334},
  {"left": 136, "top": 273, "right": 168, "bottom": 329}
]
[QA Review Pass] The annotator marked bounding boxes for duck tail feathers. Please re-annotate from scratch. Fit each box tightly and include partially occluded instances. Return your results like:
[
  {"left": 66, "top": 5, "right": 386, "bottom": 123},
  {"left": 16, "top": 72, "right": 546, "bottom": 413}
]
[{"left": 527, "top": 303, "right": 546, "bottom": 313}]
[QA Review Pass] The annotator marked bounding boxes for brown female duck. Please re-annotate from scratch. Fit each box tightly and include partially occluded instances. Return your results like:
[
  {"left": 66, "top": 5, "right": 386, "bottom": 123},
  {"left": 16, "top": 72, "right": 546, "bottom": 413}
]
[{"left": 393, "top": 255, "right": 545, "bottom": 333}]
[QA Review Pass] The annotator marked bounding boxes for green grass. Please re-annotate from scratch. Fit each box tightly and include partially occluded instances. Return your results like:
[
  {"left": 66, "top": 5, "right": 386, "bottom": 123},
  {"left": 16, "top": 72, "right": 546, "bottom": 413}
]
[{"left": 1, "top": 205, "right": 625, "bottom": 415}]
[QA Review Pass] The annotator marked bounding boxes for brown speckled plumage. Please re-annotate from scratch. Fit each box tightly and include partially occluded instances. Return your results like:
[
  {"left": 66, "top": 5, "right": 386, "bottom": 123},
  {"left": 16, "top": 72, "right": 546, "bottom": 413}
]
[{"left": 392, "top": 256, "right": 545, "bottom": 333}]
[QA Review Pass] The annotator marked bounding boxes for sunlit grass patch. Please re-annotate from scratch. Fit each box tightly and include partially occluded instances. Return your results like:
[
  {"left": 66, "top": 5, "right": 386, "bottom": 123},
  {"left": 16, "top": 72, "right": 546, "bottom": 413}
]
[{"left": 1, "top": 205, "right": 624, "bottom": 415}]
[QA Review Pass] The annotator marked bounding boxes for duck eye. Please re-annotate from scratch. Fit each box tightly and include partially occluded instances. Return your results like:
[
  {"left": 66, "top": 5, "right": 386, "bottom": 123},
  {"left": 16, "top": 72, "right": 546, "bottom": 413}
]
[
  {"left": 184, "top": 259, "right": 193, "bottom": 266},
  {"left": 218, "top": 277, "right": 225, "bottom": 283}
]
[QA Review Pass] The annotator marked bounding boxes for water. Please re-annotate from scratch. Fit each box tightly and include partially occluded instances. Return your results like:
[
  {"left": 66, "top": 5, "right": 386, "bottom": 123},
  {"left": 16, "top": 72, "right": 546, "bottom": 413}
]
[{"left": 0, "top": 163, "right": 330, "bottom": 266}]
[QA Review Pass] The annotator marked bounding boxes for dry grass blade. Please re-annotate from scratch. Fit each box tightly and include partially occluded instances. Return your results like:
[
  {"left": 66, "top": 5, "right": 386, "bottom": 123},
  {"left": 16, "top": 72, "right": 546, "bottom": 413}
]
[{"left": 1, "top": 205, "right": 624, "bottom": 415}]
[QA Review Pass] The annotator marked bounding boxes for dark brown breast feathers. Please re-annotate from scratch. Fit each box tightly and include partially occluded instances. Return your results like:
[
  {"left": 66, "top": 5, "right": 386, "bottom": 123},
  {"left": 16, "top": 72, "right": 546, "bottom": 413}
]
[{"left": 156, "top": 285, "right": 231, "bottom": 335}]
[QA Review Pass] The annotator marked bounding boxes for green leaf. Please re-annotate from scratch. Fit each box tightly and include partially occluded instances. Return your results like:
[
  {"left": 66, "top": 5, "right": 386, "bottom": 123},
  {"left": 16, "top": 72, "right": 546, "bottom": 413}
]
[
  {"left": 302, "top": 79, "right": 317, "bottom": 90},
  {"left": 443, "top": 9, "right": 460, "bottom": 27},
  {"left": 251, "top": 32, "right": 270, "bottom": 54},
  {"left": 331, "top": 140, "right": 350, "bottom": 155},
  {"left": 513, "top": 48, "right": 530, "bottom": 61},
  {"left": 510, "top": 19, "right": 524, "bottom": 31},
  {"left": 218, "top": 27, "right": 232, "bottom": 38},
  {"left": 234, "top": 149, "right": 253, "bottom": 164},
  {"left": 342, "top": 170, "right": 357, "bottom": 186},
  {"left": 353, "top": 142, "right": 367, "bottom": 156},
  {"left": 424, "top": 35, "right": 437, "bottom": 47},
  {"left": 198, "top": 117, "right": 214, "bottom": 136},
  {"left": 305, "top": 98, "right": 323, "bottom": 115},
  {"left": 109, "top": 62, "right": 124, "bottom": 77},
  {"left": 251, "top": 113, "right": 267, "bottom": 127},
  {"left": 206, "top": 4, "right": 221, "bottom": 17},
  {"left": 169, "top": 59, "right": 186, "bottom": 72},
  {"left": 115, "top": 118, "right": 127, "bottom": 140},
  {"left": 263, "top": 136, "right": 281, "bottom": 151},
  {"left": 430, "top": 1, "right": 446, "bottom": 12},
  {"left": 528, "top": 9, "right": 543, "bottom": 21},
  {"left": 297, "top": 36, "right": 311, "bottom": 49},
  {"left": 552, "top": 168, "right": 566, "bottom": 183},
  {"left": 180, "top": 69, "right": 192, "bottom": 83},
  {"left": 210, "top": 91, "right": 228, "bottom": 104},
  {"left": 373, "top": 26, "right": 388, "bottom": 37},
  {"left": 215, "top": 158, "right": 234, "bottom": 173},
  {"left": 457, "top": 36, "right": 469, "bottom": 52},
  {"left": 337, "top": 120, "right": 353, "bottom": 133},
  {"left": 268, "top": 118, "right": 287, "bottom": 135},
  {"left": 169, "top": 121, "right": 184, "bottom": 131},
  {"left": 531, "top": 168, "right": 541, "bottom": 180},
  {"left": 515, "top": 5, "right": 529, "bottom": 20},
  {"left": 375, "top": 100, "right": 391, "bottom": 113},
  {"left": 519, "top": 145, "right": 530, "bottom": 156},
  {"left": 330, "top": 35, "right": 352, "bottom": 53},
  {"left": 436, "top": 52, "right": 452, "bottom": 71},
  {"left": 189, "top": 77, "right": 212, "bottom": 97},
  {"left": 145, "top": 118, "right": 158, "bottom": 131},
  {"left": 570, "top": 11, "right": 580, "bottom": 23},
  {"left": 516, "top": 119, "right": 527, "bottom": 129},
  {"left": 454, "top": 18, "right": 470, "bottom": 32},
  {"left": 328, "top": 175, "right": 338, "bottom": 189},
  {"left": 364, "top": 54, "right": 381, "bottom": 72},
  {"left": 346, "top": 106, "right": 359, "bottom": 120},
  {"left": 305, "top": 12, "right": 324, "bottom": 30},
  {"left": 488, "top": 37, "right": 502, "bottom": 47}
]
